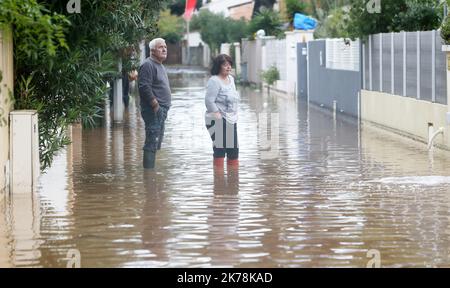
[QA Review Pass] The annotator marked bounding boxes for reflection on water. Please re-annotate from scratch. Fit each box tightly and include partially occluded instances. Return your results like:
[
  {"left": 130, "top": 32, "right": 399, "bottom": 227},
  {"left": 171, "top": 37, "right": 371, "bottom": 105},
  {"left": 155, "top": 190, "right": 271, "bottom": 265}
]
[
  {"left": 373, "top": 176, "right": 450, "bottom": 186},
  {"left": 1, "top": 71, "right": 450, "bottom": 267}
]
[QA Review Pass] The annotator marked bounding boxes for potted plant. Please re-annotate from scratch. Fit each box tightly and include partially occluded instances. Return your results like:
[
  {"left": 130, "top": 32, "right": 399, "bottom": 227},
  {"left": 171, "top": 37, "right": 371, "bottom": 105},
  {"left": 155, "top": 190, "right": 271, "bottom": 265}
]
[{"left": 261, "top": 65, "right": 280, "bottom": 94}]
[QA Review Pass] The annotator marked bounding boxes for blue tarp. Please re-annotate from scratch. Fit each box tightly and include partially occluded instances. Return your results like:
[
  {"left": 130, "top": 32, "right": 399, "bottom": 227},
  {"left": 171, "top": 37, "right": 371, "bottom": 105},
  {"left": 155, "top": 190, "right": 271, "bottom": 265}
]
[{"left": 293, "top": 13, "right": 317, "bottom": 30}]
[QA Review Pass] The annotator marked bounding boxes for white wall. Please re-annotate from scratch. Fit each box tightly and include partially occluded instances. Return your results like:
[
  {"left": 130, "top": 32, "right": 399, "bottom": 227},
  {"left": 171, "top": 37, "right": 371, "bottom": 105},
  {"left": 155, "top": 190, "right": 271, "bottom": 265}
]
[
  {"left": 182, "top": 31, "right": 211, "bottom": 67},
  {"left": 0, "top": 27, "right": 13, "bottom": 196},
  {"left": 361, "top": 90, "right": 450, "bottom": 148},
  {"left": 326, "top": 38, "right": 360, "bottom": 71},
  {"left": 183, "top": 31, "right": 206, "bottom": 47},
  {"left": 260, "top": 31, "right": 313, "bottom": 96},
  {"left": 284, "top": 30, "right": 314, "bottom": 96}
]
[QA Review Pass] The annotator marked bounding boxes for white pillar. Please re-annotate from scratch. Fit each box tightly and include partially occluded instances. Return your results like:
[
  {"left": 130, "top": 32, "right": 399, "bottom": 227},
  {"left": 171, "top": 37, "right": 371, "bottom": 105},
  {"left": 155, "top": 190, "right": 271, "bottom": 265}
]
[
  {"left": 114, "top": 58, "right": 123, "bottom": 123},
  {"left": 0, "top": 27, "right": 13, "bottom": 195},
  {"left": 285, "top": 30, "right": 314, "bottom": 96},
  {"left": 9, "top": 110, "right": 40, "bottom": 194},
  {"left": 233, "top": 42, "right": 241, "bottom": 76},
  {"left": 203, "top": 44, "right": 211, "bottom": 68},
  {"left": 220, "top": 43, "right": 231, "bottom": 56},
  {"left": 139, "top": 40, "right": 146, "bottom": 64},
  {"left": 261, "top": 44, "right": 267, "bottom": 72}
]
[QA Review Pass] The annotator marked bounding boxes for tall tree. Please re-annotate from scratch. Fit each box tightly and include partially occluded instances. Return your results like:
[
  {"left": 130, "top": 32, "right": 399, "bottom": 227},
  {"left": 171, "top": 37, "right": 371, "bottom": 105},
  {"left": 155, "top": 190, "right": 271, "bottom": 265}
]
[
  {"left": 191, "top": 10, "right": 228, "bottom": 54},
  {"left": 346, "top": 0, "right": 442, "bottom": 40},
  {"left": 247, "top": 7, "right": 284, "bottom": 38},
  {"left": 285, "top": 0, "right": 309, "bottom": 23},
  {"left": 1, "top": 0, "right": 170, "bottom": 169},
  {"left": 191, "top": 10, "right": 248, "bottom": 55}
]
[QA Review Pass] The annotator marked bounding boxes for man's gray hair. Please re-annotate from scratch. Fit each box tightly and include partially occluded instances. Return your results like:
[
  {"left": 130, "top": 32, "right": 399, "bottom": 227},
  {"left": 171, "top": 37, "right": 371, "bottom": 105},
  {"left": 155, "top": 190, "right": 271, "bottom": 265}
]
[{"left": 149, "top": 38, "right": 166, "bottom": 51}]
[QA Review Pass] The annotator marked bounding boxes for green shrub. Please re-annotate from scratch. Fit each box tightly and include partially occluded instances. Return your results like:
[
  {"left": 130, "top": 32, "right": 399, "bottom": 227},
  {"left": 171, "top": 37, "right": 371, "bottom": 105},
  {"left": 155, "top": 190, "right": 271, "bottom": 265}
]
[
  {"left": 261, "top": 66, "right": 280, "bottom": 87},
  {"left": 442, "top": 16, "right": 450, "bottom": 45}
]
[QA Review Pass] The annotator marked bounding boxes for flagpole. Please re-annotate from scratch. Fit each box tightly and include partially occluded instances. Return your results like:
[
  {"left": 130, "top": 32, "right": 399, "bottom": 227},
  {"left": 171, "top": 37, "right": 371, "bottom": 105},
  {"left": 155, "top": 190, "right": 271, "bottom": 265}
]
[{"left": 184, "top": 0, "right": 196, "bottom": 66}]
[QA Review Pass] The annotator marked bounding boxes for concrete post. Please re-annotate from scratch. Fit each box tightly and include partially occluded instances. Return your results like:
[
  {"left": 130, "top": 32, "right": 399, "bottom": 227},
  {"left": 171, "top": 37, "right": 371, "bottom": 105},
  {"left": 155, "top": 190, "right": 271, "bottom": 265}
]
[
  {"left": 9, "top": 111, "right": 40, "bottom": 194},
  {"left": 114, "top": 58, "right": 123, "bottom": 123},
  {"left": 233, "top": 42, "right": 241, "bottom": 77},
  {"left": 139, "top": 40, "right": 146, "bottom": 64},
  {"left": 220, "top": 43, "right": 231, "bottom": 56},
  {"left": 0, "top": 27, "right": 13, "bottom": 196},
  {"left": 285, "top": 30, "right": 314, "bottom": 96}
]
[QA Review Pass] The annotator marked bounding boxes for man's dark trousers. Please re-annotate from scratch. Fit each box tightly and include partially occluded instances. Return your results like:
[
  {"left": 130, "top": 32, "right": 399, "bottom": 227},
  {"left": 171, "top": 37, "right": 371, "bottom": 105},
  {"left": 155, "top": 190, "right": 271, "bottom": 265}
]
[{"left": 141, "top": 106, "right": 169, "bottom": 169}]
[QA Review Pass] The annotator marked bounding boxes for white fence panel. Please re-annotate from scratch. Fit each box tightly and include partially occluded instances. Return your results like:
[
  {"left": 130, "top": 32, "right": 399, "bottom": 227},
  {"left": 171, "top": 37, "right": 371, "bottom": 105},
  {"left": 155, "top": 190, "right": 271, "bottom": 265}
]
[{"left": 326, "top": 39, "right": 360, "bottom": 72}]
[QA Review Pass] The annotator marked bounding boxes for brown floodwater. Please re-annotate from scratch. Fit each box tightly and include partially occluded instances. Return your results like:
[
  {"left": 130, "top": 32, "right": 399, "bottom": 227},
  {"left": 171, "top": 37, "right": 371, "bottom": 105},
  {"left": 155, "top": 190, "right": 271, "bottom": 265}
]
[{"left": 2, "top": 70, "right": 450, "bottom": 268}]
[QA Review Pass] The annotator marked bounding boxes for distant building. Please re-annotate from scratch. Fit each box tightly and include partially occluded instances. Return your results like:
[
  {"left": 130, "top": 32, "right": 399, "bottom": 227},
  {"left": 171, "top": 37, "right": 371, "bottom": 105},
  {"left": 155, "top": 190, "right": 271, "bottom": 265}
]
[
  {"left": 201, "top": 0, "right": 283, "bottom": 21},
  {"left": 182, "top": 31, "right": 211, "bottom": 67},
  {"left": 229, "top": 1, "right": 255, "bottom": 21},
  {"left": 201, "top": 0, "right": 254, "bottom": 20}
]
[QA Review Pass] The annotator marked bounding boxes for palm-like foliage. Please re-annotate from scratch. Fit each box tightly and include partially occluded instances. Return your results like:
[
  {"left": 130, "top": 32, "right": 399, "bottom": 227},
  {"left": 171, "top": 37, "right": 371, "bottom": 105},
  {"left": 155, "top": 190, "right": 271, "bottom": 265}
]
[{"left": 247, "top": 7, "right": 284, "bottom": 38}]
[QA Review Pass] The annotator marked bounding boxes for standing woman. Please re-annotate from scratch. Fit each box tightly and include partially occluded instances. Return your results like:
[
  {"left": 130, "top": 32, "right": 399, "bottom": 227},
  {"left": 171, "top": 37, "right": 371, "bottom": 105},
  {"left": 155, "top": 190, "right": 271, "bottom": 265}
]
[{"left": 205, "top": 54, "right": 239, "bottom": 167}]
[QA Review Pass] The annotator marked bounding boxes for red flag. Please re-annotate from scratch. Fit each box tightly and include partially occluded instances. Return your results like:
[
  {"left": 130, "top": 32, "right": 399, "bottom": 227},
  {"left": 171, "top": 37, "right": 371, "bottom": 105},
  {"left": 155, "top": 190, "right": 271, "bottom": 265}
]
[{"left": 183, "top": 0, "right": 197, "bottom": 21}]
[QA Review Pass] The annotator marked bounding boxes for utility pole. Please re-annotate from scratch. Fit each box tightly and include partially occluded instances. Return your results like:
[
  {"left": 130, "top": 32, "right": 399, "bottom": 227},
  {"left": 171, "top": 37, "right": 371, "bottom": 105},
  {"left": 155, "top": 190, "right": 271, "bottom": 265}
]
[{"left": 186, "top": 18, "right": 190, "bottom": 65}]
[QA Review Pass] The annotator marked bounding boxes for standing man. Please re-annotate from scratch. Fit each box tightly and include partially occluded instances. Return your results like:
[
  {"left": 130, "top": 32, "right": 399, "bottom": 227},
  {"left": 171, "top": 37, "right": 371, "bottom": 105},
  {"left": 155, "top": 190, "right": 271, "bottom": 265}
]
[{"left": 138, "top": 38, "right": 171, "bottom": 169}]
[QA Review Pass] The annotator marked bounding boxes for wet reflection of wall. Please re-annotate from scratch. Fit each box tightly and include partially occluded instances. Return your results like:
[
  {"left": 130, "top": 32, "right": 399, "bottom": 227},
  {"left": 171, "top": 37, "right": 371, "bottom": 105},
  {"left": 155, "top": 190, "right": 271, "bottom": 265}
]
[
  {"left": 167, "top": 71, "right": 209, "bottom": 90},
  {"left": 141, "top": 170, "right": 171, "bottom": 266},
  {"left": 360, "top": 123, "right": 450, "bottom": 267},
  {"left": 248, "top": 97, "right": 366, "bottom": 266},
  {"left": 35, "top": 143, "right": 77, "bottom": 267},
  {"left": 361, "top": 123, "right": 450, "bottom": 174},
  {"left": 207, "top": 166, "right": 240, "bottom": 267},
  {"left": 122, "top": 90, "right": 139, "bottom": 167},
  {"left": 252, "top": 94, "right": 301, "bottom": 267},
  {"left": 7, "top": 193, "right": 42, "bottom": 267},
  {"left": 0, "top": 200, "right": 11, "bottom": 267},
  {"left": 298, "top": 102, "right": 366, "bottom": 266},
  {"left": 66, "top": 109, "right": 145, "bottom": 267}
]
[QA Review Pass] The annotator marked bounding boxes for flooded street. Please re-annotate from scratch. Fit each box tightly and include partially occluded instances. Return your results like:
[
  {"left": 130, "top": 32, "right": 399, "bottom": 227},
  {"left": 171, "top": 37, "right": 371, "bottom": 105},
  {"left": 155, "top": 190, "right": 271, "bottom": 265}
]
[{"left": 2, "top": 70, "right": 450, "bottom": 267}]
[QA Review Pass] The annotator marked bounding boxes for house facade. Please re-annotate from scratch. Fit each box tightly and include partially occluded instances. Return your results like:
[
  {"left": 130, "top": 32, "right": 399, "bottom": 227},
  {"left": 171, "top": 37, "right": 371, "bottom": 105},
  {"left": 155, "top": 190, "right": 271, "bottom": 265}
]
[{"left": 201, "top": 0, "right": 253, "bottom": 19}]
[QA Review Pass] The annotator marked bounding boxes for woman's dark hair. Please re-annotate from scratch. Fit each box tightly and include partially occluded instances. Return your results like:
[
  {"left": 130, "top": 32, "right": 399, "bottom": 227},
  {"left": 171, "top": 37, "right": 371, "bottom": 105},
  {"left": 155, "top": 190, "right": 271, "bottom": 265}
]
[{"left": 210, "top": 54, "right": 233, "bottom": 75}]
